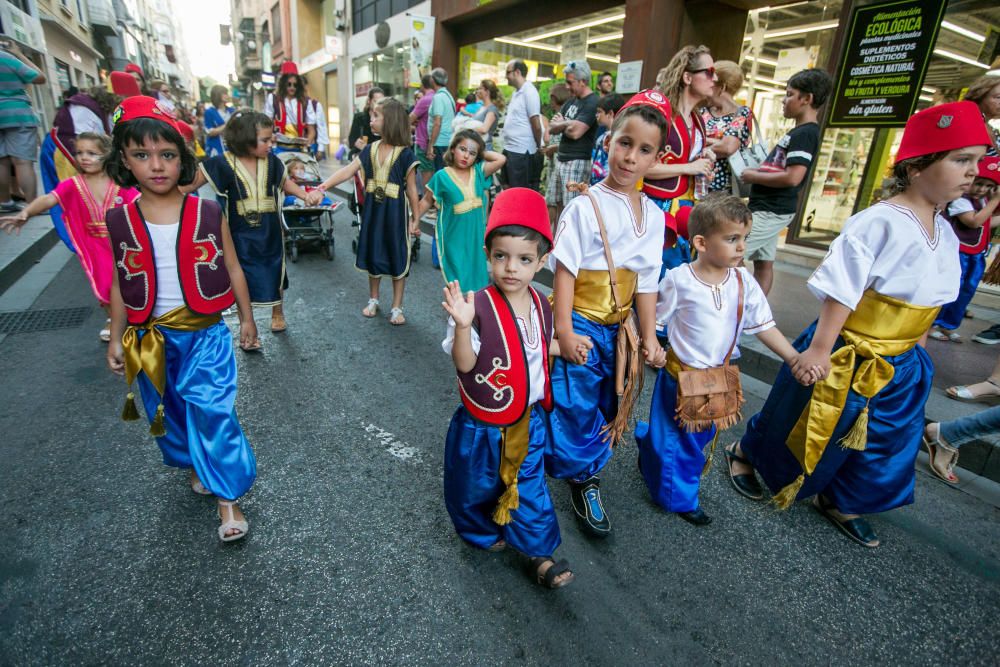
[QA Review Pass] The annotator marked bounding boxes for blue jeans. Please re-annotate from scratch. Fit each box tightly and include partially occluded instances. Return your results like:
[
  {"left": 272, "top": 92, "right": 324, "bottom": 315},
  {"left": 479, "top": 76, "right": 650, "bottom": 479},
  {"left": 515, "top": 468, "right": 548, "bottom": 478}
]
[{"left": 939, "top": 405, "right": 1000, "bottom": 449}]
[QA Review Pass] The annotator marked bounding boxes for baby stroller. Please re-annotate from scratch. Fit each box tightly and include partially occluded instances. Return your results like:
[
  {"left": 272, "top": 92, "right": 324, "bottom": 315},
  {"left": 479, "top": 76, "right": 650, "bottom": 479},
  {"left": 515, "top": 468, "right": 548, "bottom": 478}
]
[
  {"left": 349, "top": 170, "right": 421, "bottom": 262},
  {"left": 277, "top": 151, "right": 342, "bottom": 262}
]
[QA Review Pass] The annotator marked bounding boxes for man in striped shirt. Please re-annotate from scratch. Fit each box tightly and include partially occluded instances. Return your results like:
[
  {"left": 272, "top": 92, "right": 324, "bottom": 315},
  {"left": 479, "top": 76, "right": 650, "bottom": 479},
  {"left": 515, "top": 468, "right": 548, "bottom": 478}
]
[{"left": 0, "top": 39, "right": 46, "bottom": 213}]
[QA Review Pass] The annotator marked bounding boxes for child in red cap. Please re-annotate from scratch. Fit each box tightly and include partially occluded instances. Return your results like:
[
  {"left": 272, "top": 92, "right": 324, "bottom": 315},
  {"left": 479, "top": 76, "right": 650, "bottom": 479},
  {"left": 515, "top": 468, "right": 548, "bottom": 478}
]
[
  {"left": 727, "top": 100, "right": 993, "bottom": 548},
  {"left": 103, "top": 96, "right": 258, "bottom": 543},
  {"left": 441, "top": 187, "right": 574, "bottom": 589},
  {"left": 929, "top": 155, "right": 1000, "bottom": 342}
]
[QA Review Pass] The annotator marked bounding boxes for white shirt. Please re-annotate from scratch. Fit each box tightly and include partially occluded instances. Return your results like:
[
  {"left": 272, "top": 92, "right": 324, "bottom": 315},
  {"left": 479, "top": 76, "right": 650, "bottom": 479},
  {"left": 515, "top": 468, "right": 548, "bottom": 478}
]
[
  {"left": 312, "top": 99, "right": 329, "bottom": 148},
  {"left": 501, "top": 81, "right": 541, "bottom": 154},
  {"left": 657, "top": 265, "right": 774, "bottom": 369},
  {"left": 264, "top": 95, "right": 319, "bottom": 128},
  {"left": 69, "top": 104, "right": 104, "bottom": 135},
  {"left": 808, "top": 201, "right": 961, "bottom": 309},
  {"left": 147, "top": 222, "right": 184, "bottom": 318},
  {"left": 442, "top": 299, "right": 547, "bottom": 406},
  {"left": 947, "top": 197, "right": 974, "bottom": 217},
  {"left": 550, "top": 182, "right": 665, "bottom": 294}
]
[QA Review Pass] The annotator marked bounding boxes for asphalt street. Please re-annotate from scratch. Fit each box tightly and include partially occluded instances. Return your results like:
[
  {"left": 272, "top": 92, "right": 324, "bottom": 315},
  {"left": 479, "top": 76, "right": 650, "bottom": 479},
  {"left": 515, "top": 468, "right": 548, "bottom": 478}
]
[{"left": 1, "top": 199, "right": 998, "bottom": 665}]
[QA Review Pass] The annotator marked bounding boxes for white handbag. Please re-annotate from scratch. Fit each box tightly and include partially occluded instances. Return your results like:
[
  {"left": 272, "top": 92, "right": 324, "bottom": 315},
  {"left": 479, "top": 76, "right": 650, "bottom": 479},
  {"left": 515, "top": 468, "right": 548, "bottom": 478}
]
[{"left": 728, "top": 110, "right": 769, "bottom": 197}]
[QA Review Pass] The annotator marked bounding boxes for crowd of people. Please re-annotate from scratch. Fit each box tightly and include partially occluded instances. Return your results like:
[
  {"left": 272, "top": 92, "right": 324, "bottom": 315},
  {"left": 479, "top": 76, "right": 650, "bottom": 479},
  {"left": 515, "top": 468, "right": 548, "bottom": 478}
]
[{"left": 1, "top": 44, "right": 999, "bottom": 592}]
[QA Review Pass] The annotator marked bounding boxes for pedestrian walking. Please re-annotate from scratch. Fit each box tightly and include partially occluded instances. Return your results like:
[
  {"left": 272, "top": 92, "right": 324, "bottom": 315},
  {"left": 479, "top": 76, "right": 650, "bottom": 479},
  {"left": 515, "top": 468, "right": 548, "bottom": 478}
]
[
  {"left": 545, "top": 92, "right": 669, "bottom": 538},
  {"left": 103, "top": 96, "right": 258, "bottom": 542},
  {"left": 349, "top": 86, "right": 384, "bottom": 160},
  {"left": 725, "top": 100, "right": 993, "bottom": 549},
  {"left": 740, "top": 68, "right": 831, "bottom": 295},
  {"left": 441, "top": 187, "right": 574, "bottom": 589},
  {"left": 426, "top": 68, "right": 456, "bottom": 172},
  {"left": 924, "top": 404, "right": 1000, "bottom": 484},
  {"left": 184, "top": 111, "right": 323, "bottom": 346},
  {"left": 700, "top": 61, "right": 752, "bottom": 194},
  {"left": 470, "top": 79, "right": 503, "bottom": 151},
  {"left": 0, "top": 132, "right": 138, "bottom": 341},
  {"left": 634, "top": 193, "right": 818, "bottom": 526},
  {"left": 0, "top": 39, "right": 45, "bottom": 213},
  {"left": 545, "top": 60, "right": 599, "bottom": 218},
  {"left": 501, "top": 60, "right": 543, "bottom": 190},
  {"left": 203, "top": 85, "right": 232, "bottom": 159},
  {"left": 409, "top": 75, "right": 435, "bottom": 192},
  {"left": 317, "top": 98, "right": 420, "bottom": 325}
]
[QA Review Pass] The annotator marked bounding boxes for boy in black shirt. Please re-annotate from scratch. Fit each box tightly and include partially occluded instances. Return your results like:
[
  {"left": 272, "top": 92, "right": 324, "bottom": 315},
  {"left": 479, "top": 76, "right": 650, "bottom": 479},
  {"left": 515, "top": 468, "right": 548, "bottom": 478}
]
[{"left": 741, "top": 68, "right": 832, "bottom": 295}]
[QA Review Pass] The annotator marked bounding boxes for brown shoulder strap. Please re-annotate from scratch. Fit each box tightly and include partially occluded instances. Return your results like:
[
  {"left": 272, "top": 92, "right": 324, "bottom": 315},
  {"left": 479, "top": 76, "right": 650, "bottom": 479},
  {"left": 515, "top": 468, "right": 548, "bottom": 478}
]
[
  {"left": 723, "top": 269, "right": 744, "bottom": 364},
  {"left": 584, "top": 190, "right": 624, "bottom": 315}
]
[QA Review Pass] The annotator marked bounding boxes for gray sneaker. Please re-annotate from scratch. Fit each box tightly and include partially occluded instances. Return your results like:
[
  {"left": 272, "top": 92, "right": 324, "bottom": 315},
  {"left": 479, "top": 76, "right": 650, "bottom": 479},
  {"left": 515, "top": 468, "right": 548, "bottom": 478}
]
[{"left": 972, "top": 325, "right": 1000, "bottom": 345}]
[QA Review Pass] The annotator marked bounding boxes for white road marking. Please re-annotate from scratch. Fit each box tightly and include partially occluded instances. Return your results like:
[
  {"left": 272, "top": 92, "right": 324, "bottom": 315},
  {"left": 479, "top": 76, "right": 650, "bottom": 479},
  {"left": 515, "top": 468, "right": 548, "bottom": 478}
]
[{"left": 363, "top": 422, "right": 421, "bottom": 462}]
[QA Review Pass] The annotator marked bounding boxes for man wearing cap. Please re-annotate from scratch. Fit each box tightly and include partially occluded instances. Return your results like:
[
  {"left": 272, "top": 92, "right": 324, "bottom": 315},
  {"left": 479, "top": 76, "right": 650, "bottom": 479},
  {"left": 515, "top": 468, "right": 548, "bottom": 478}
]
[
  {"left": 546, "top": 61, "right": 599, "bottom": 219},
  {"left": 501, "top": 59, "right": 544, "bottom": 191},
  {"left": 265, "top": 61, "right": 317, "bottom": 153}
]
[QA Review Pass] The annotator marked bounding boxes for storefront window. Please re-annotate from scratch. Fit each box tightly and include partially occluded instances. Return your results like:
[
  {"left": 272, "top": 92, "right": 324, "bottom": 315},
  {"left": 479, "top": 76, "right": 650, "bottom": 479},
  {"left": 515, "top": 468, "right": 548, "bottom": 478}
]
[{"left": 351, "top": 41, "right": 415, "bottom": 112}]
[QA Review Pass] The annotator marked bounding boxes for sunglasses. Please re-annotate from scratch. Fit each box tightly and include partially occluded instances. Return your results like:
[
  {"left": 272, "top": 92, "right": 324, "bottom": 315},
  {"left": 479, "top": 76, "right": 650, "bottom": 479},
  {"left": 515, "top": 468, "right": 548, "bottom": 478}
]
[{"left": 688, "top": 67, "right": 716, "bottom": 77}]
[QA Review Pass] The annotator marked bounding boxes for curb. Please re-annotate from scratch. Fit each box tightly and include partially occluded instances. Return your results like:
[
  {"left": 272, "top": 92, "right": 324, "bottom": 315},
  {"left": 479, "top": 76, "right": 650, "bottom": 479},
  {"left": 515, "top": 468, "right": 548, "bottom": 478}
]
[{"left": 0, "top": 224, "right": 58, "bottom": 296}]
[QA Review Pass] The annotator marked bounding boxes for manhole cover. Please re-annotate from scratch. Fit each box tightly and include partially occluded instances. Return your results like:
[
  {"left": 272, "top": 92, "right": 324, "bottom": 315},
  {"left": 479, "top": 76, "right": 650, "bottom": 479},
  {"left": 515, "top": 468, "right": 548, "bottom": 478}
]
[{"left": 0, "top": 307, "right": 93, "bottom": 334}]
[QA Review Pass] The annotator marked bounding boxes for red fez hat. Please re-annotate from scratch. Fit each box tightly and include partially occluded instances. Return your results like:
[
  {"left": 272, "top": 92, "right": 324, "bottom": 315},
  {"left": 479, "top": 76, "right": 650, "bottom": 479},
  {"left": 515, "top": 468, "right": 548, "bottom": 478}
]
[
  {"left": 280, "top": 61, "right": 299, "bottom": 75},
  {"left": 111, "top": 95, "right": 181, "bottom": 133},
  {"left": 110, "top": 71, "right": 142, "bottom": 98},
  {"left": 124, "top": 63, "right": 144, "bottom": 78},
  {"left": 978, "top": 156, "right": 1000, "bottom": 185},
  {"left": 621, "top": 89, "right": 672, "bottom": 121},
  {"left": 485, "top": 187, "right": 552, "bottom": 244},
  {"left": 895, "top": 101, "right": 993, "bottom": 163},
  {"left": 674, "top": 205, "right": 692, "bottom": 240}
]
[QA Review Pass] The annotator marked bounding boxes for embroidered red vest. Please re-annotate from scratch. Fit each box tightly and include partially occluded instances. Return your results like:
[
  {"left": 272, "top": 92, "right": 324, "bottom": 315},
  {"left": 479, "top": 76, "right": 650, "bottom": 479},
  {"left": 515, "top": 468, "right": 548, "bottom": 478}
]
[
  {"left": 947, "top": 196, "right": 990, "bottom": 255},
  {"left": 272, "top": 94, "right": 305, "bottom": 137},
  {"left": 457, "top": 286, "right": 553, "bottom": 426},
  {"left": 106, "top": 195, "right": 234, "bottom": 324},
  {"left": 642, "top": 112, "right": 704, "bottom": 201}
]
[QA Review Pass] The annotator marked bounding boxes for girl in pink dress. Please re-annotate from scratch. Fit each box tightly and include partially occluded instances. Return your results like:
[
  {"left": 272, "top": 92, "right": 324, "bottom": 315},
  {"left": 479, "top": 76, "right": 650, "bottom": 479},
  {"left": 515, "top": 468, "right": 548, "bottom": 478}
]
[{"left": 0, "top": 132, "right": 139, "bottom": 341}]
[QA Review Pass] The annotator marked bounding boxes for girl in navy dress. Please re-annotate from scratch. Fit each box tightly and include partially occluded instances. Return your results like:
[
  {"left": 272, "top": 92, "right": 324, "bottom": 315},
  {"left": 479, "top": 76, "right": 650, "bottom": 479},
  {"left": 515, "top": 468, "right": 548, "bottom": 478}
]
[{"left": 317, "top": 98, "right": 419, "bottom": 325}]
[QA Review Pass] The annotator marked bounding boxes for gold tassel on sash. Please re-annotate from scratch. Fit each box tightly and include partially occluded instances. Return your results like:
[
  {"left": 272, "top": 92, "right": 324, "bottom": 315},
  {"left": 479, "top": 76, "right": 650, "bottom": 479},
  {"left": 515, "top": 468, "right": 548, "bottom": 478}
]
[
  {"left": 773, "top": 291, "right": 938, "bottom": 509},
  {"left": 492, "top": 413, "right": 532, "bottom": 525},
  {"left": 121, "top": 306, "right": 222, "bottom": 438}
]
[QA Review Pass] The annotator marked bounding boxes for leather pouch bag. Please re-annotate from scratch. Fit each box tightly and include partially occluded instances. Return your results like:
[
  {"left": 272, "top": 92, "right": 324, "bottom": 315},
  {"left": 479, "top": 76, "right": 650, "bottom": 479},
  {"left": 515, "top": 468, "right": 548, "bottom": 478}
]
[{"left": 674, "top": 271, "right": 745, "bottom": 432}]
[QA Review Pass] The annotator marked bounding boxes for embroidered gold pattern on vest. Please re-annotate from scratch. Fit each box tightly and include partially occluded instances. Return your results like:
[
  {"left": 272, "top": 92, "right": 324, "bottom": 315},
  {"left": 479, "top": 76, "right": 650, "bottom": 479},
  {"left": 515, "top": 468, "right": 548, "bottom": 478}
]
[{"left": 366, "top": 141, "right": 403, "bottom": 202}]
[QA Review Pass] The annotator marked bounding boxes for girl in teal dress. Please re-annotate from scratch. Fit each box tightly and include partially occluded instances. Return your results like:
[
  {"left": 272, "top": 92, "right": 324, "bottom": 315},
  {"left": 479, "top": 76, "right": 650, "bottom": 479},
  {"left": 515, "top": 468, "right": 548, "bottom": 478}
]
[{"left": 414, "top": 129, "right": 506, "bottom": 292}]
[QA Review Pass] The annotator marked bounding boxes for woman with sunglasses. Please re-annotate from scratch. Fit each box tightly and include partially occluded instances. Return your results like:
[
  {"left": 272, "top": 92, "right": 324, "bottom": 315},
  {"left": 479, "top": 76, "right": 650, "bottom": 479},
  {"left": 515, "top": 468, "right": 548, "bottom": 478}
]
[
  {"left": 645, "top": 45, "right": 719, "bottom": 277},
  {"left": 265, "top": 61, "right": 317, "bottom": 154}
]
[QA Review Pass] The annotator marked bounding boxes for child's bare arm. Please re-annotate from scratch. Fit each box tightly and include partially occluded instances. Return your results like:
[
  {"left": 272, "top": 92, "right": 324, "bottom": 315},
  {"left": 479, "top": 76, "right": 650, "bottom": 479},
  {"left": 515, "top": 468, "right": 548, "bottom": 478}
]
[
  {"left": 405, "top": 167, "right": 420, "bottom": 236},
  {"left": 635, "top": 291, "right": 666, "bottom": 367},
  {"left": 553, "top": 263, "right": 593, "bottom": 364},
  {"left": 413, "top": 189, "right": 435, "bottom": 221},
  {"left": 741, "top": 164, "right": 808, "bottom": 188},
  {"left": 442, "top": 281, "right": 477, "bottom": 373},
  {"left": 318, "top": 158, "right": 362, "bottom": 191},
  {"left": 106, "top": 270, "right": 127, "bottom": 375},
  {"left": 219, "top": 214, "right": 258, "bottom": 349},
  {"left": 791, "top": 297, "right": 853, "bottom": 381},
  {"left": 482, "top": 150, "right": 506, "bottom": 177},
  {"left": 178, "top": 169, "right": 207, "bottom": 195},
  {"left": 0, "top": 193, "right": 58, "bottom": 234},
  {"left": 956, "top": 192, "right": 1000, "bottom": 228},
  {"left": 281, "top": 176, "right": 311, "bottom": 200}
]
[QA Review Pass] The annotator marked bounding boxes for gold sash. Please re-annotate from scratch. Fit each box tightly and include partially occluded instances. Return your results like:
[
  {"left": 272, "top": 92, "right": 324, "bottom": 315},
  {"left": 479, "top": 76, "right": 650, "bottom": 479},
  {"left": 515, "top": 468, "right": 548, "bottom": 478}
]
[
  {"left": 773, "top": 290, "right": 938, "bottom": 508},
  {"left": 120, "top": 306, "right": 222, "bottom": 437},
  {"left": 491, "top": 413, "right": 531, "bottom": 525},
  {"left": 573, "top": 268, "right": 637, "bottom": 325}
]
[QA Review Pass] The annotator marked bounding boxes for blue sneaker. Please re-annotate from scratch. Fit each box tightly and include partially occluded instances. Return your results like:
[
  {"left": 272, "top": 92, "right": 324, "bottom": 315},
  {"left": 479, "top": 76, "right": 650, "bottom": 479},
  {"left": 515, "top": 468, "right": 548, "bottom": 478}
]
[{"left": 569, "top": 477, "right": 611, "bottom": 537}]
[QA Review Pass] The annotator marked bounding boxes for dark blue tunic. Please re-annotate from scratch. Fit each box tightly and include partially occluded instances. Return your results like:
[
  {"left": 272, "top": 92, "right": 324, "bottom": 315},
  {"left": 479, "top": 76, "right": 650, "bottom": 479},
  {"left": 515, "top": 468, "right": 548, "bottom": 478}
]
[{"left": 356, "top": 142, "right": 416, "bottom": 279}]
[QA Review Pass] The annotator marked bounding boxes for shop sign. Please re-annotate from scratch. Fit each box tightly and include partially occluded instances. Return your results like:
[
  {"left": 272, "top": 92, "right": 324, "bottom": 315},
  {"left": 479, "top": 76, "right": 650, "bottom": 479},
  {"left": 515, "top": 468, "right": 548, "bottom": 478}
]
[
  {"left": 829, "top": 0, "right": 947, "bottom": 127},
  {"left": 774, "top": 46, "right": 818, "bottom": 83},
  {"left": 615, "top": 61, "right": 643, "bottom": 94},
  {"left": 355, "top": 81, "right": 374, "bottom": 98},
  {"left": 409, "top": 15, "right": 435, "bottom": 87},
  {"left": 560, "top": 29, "right": 588, "bottom": 67}
]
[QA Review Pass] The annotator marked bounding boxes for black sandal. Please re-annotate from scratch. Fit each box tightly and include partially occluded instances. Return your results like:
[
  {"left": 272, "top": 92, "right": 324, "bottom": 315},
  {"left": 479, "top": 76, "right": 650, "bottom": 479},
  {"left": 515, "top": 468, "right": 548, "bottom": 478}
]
[
  {"left": 812, "top": 495, "right": 879, "bottom": 548},
  {"left": 724, "top": 442, "right": 764, "bottom": 501},
  {"left": 525, "top": 557, "right": 574, "bottom": 589}
]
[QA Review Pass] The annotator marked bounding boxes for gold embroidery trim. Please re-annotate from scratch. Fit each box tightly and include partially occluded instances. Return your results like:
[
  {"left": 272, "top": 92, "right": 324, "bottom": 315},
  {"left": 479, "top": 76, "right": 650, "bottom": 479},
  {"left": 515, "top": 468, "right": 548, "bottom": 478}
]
[
  {"left": 365, "top": 141, "right": 403, "bottom": 200},
  {"left": 227, "top": 153, "right": 277, "bottom": 222},
  {"left": 445, "top": 166, "right": 483, "bottom": 215}
]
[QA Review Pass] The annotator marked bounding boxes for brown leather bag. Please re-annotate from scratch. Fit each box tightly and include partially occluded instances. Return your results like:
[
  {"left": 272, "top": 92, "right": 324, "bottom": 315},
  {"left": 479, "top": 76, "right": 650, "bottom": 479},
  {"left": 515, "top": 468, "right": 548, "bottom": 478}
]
[
  {"left": 584, "top": 191, "right": 644, "bottom": 446},
  {"left": 674, "top": 270, "right": 745, "bottom": 433}
]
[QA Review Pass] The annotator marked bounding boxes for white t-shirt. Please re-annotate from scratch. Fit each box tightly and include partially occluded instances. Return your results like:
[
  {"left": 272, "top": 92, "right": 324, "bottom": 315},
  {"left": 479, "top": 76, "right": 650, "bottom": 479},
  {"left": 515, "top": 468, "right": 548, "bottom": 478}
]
[
  {"left": 442, "top": 299, "right": 547, "bottom": 406},
  {"left": 550, "top": 182, "right": 665, "bottom": 294},
  {"left": 69, "top": 104, "right": 104, "bottom": 135},
  {"left": 947, "top": 197, "right": 975, "bottom": 217},
  {"left": 147, "top": 222, "right": 185, "bottom": 317},
  {"left": 807, "top": 201, "right": 961, "bottom": 309},
  {"left": 264, "top": 95, "right": 319, "bottom": 130},
  {"left": 657, "top": 265, "right": 774, "bottom": 369},
  {"left": 501, "top": 81, "right": 541, "bottom": 154}
]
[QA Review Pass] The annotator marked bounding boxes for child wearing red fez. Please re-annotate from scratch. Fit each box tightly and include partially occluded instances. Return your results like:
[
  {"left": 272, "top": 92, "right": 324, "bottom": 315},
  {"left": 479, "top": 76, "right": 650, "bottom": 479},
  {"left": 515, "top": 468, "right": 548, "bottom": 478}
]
[
  {"left": 441, "top": 187, "right": 574, "bottom": 589},
  {"left": 545, "top": 90, "right": 669, "bottom": 538},
  {"left": 929, "top": 155, "right": 1000, "bottom": 341},
  {"left": 103, "top": 96, "right": 258, "bottom": 543},
  {"left": 727, "top": 100, "right": 993, "bottom": 548}
]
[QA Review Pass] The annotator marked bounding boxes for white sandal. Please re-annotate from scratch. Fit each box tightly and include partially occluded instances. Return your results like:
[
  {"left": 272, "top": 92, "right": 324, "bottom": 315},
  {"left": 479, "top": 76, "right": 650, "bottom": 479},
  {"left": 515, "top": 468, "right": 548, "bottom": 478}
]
[
  {"left": 99, "top": 318, "right": 111, "bottom": 342},
  {"left": 190, "top": 474, "right": 212, "bottom": 496},
  {"left": 362, "top": 298, "right": 379, "bottom": 318},
  {"left": 922, "top": 423, "right": 959, "bottom": 484},
  {"left": 389, "top": 307, "right": 406, "bottom": 325},
  {"left": 217, "top": 500, "right": 249, "bottom": 542}
]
